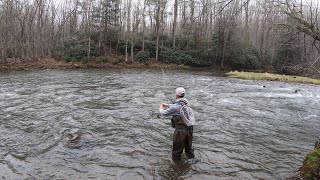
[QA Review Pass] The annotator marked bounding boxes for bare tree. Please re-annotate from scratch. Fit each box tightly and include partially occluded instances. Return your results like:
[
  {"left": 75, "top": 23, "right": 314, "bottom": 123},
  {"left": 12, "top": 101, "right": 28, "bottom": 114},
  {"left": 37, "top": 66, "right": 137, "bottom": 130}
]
[{"left": 172, "top": 0, "right": 178, "bottom": 48}]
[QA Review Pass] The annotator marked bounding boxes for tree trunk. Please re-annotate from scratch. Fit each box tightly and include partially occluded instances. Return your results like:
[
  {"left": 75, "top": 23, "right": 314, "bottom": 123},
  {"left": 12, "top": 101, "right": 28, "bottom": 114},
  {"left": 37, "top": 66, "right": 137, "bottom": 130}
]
[
  {"left": 172, "top": 0, "right": 178, "bottom": 48},
  {"left": 155, "top": 0, "right": 161, "bottom": 61},
  {"left": 88, "top": 36, "right": 91, "bottom": 60}
]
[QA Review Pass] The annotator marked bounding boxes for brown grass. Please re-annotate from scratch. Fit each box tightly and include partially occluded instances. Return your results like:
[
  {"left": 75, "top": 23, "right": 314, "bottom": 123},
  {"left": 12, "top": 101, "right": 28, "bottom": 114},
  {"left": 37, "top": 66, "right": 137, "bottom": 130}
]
[{"left": 226, "top": 71, "right": 320, "bottom": 85}]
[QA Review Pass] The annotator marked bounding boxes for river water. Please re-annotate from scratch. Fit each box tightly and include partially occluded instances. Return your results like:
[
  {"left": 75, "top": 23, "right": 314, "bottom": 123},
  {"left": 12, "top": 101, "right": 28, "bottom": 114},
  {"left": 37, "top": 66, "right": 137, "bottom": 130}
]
[{"left": 0, "top": 69, "right": 319, "bottom": 179}]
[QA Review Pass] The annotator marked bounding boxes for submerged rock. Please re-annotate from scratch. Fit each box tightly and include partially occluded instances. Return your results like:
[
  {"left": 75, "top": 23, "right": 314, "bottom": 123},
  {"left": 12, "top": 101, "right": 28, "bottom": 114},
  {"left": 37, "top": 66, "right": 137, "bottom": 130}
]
[
  {"left": 66, "top": 133, "right": 81, "bottom": 142},
  {"left": 295, "top": 89, "right": 302, "bottom": 93},
  {"left": 61, "top": 128, "right": 94, "bottom": 149},
  {"left": 299, "top": 139, "right": 320, "bottom": 179},
  {"left": 62, "top": 129, "right": 82, "bottom": 149}
]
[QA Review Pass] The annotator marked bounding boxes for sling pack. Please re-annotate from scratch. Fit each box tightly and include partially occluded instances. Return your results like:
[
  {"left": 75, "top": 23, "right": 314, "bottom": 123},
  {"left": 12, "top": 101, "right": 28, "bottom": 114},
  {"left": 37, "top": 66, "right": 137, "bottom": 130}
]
[{"left": 180, "top": 104, "right": 195, "bottom": 127}]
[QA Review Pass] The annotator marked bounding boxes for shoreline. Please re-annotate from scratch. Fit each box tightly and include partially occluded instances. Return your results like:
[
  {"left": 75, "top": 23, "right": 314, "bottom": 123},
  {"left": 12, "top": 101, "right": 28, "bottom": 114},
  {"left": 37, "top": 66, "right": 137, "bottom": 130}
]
[
  {"left": 1, "top": 58, "right": 319, "bottom": 85},
  {"left": 0, "top": 58, "right": 225, "bottom": 76},
  {"left": 227, "top": 71, "right": 320, "bottom": 85},
  {"left": 0, "top": 58, "right": 196, "bottom": 71}
]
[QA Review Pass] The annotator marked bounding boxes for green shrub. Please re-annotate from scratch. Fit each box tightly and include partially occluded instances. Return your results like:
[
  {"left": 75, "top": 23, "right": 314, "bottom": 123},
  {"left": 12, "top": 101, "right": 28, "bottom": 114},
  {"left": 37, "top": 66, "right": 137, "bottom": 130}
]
[
  {"left": 95, "top": 56, "right": 109, "bottom": 63},
  {"left": 243, "top": 46, "right": 260, "bottom": 69},
  {"left": 113, "top": 59, "right": 121, "bottom": 65},
  {"left": 116, "top": 40, "right": 127, "bottom": 54},
  {"left": 138, "top": 41, "right": 157, "bottom": 58},
  {"left": 113, "top": 56, "right": 125, "bottom": 64},
  {"left": 180, "top": 53, "right": 195, "bottom": 65},
  {"left": 230, "top": 45, "right": 260, "bottom": 69},
  {"left": 118, "top": 40, "right": 141, "bottom": 55},
  {"left": 159, "top": 49, "right": 194, "bottom": 65},
  {"left": 183, "top": 50, "right": 213, "bottom": 66},
  {"left": 135, "top": 51, "right": 150, "bottom": 63},
  {"left": 125, "top": 40, "right": 167, "bottom": 58},
  {"left": 159, "top": 49, "right": 180, "bottom": 64},
  {"left": 62, "top": 38, "right": 87, "bottom": 61},
  {"left": 62, "top": 37, "right": 98, "bottom": 61}
]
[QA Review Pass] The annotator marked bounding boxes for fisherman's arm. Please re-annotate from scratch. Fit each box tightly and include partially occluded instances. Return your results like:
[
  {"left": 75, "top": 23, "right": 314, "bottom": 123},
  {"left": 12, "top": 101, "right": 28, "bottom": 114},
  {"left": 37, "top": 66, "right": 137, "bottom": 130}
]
[{"left": 159, "top": 103, "right": 177, "bottom": 116}]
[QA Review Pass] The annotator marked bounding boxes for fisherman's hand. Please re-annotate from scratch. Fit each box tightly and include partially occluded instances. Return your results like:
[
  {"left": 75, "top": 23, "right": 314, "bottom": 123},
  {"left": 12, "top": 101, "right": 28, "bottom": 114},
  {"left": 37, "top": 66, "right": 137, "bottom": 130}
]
[
  {"left": 160, "top": 103, "right": 169, "bottom": 109},
  {"left": 162, "top": 103, "right": 169, "bottom": 107}
]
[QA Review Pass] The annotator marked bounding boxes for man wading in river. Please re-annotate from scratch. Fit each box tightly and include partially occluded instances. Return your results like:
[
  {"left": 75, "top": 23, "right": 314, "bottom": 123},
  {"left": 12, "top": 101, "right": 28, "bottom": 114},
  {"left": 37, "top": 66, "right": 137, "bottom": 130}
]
[{"left": 159, "top": 87, "right": 195, "bottom": 161}]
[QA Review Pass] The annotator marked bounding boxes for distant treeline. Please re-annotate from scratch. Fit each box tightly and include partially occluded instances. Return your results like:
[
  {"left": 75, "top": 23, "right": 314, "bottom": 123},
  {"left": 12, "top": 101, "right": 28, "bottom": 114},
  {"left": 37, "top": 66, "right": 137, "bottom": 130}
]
[{"left": 0, "top": 0, "right": 320, "bottom": 76}]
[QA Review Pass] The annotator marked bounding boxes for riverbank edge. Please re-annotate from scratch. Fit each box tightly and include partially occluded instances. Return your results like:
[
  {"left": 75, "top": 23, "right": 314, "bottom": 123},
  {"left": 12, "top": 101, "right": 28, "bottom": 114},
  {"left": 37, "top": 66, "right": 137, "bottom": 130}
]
[
  {"left": 0, "top": 58, "right": 196, "bottom": 71},
  {"left": 2, "top": 58, "right": 320, "bottom": 85},
  {"left": 226, "top": 71, "right": 320, "bottom": 85},
  {"left": 299, "top": 144, "right": 320, "bottom": 179}
]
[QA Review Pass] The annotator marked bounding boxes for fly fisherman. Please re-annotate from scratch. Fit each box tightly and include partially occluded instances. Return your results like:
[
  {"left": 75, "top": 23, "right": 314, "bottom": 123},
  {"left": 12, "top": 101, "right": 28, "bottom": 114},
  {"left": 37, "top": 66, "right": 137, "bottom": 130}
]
[{"left": 159, "top": 87, "right": 195, "bottom": 161}]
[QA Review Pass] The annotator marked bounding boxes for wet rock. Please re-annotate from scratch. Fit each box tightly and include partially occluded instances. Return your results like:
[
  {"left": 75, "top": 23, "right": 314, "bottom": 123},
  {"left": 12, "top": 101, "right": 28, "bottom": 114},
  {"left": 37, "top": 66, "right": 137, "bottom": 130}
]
[
  {"left": 315, "top": 138, "right": 320, "bottom": 149},
  {"left": 66, "top": 133, "right": 81, "bottom": 143},
  {"left": 61, "top": 129, "right": 94, "bottom": 149},
  {"left": 62, "top": 129, "right": 82, "bottom": 149},
  {"left": 295, "top": 89, "right": 302, "bottom": 93}
]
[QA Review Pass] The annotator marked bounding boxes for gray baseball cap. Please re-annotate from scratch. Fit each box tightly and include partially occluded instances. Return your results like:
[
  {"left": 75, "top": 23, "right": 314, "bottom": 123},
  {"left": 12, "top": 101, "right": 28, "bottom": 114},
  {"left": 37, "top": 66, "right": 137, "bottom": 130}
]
[{"left": 175, "top": 87, "right": 185, "bottom": 96}]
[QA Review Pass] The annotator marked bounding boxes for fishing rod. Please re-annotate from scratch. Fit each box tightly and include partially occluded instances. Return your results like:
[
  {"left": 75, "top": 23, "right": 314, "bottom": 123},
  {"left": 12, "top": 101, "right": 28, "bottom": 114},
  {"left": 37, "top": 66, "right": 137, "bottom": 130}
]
[{"left": 157, "top": 68, "right": 173, "bottom": 119}]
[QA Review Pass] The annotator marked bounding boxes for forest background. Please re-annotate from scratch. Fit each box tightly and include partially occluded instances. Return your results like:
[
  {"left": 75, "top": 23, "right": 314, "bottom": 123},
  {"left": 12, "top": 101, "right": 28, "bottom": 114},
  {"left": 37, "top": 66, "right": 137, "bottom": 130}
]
[{"left": 0, "top": 0, "right": 320, "bottom": 77}]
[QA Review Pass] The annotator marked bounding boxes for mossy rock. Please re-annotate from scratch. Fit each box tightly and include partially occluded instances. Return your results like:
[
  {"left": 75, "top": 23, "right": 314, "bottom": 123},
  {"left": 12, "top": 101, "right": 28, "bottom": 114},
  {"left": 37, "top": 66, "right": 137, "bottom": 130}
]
[{"left": 299, "top": 145, "right": 320, "bottom": 180}]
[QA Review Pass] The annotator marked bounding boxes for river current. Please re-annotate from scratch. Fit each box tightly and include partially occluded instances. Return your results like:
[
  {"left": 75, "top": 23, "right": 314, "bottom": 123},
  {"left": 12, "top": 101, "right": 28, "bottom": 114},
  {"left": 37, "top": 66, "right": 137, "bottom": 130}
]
[{"left": 0, "top": 69, "right": 319, "bottom": 179}]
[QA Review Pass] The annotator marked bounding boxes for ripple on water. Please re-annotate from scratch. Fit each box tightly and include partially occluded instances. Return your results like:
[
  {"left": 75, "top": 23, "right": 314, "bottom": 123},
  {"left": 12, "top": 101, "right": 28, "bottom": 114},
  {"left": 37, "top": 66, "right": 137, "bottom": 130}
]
[{"left": 0, "top": 69, "right": 319, "bottom": 179}]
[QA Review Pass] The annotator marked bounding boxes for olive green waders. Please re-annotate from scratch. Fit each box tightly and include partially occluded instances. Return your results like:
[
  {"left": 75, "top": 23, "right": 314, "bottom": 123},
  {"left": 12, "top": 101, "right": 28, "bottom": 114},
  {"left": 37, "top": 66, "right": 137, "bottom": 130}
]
[{"left": 171, "top": 116, "right": 194, "bottom": 161}]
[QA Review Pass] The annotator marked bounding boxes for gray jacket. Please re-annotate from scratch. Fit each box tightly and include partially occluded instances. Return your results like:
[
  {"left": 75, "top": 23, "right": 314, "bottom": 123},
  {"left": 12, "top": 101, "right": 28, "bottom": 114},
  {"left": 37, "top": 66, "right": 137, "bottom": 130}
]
[{"left": 159, "top": 98, "right": 190, "bottom": 116}]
